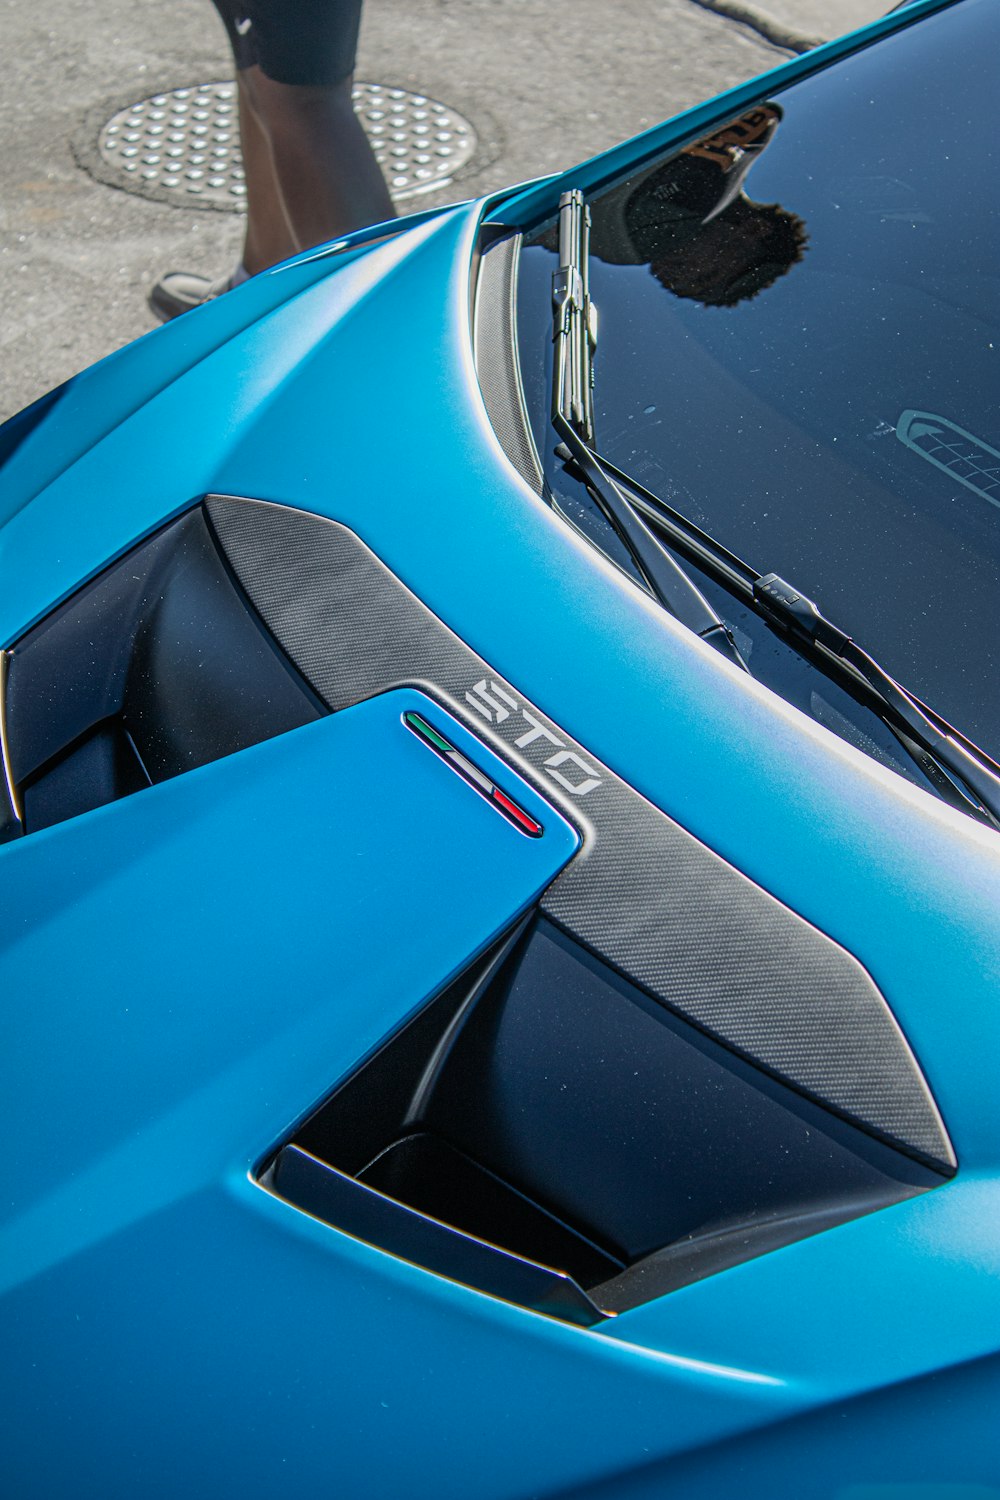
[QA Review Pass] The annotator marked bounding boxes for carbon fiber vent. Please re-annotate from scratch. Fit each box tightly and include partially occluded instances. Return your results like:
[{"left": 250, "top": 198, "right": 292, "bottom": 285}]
[
  {"left": 266, "top": 915, "right": 940, "bottom": 1322},
  {"left": 473, "top": 234, "right": 544, "bottom": 495},
  {"left": 0, "top": 508, "right": 322, "bottom": 839},
  {"left": 208, "top": 494, "right": 955, "bottom": 1174}
]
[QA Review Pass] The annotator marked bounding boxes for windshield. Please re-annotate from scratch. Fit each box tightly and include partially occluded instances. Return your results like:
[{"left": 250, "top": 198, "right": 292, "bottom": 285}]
[{"left": 515, "top": 0, "right": 1000, "bottom": 762}]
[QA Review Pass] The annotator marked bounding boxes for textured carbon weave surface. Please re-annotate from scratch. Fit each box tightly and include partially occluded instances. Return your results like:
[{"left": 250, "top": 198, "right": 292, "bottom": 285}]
[
  {"left": 473, "top": 234, "right": 544, "bottom": 497},
  {"left": 206, "top": 496, "right": 954, "bottom": 1171}
]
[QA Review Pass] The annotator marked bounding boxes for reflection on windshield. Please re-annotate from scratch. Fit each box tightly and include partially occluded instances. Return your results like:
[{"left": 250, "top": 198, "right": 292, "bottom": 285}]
[
  {"left": 590, "top": 105, "right": 808, "bottom": 307},
  {"left": 516, "top": 0, "right": 1000, "bottom": 763}
]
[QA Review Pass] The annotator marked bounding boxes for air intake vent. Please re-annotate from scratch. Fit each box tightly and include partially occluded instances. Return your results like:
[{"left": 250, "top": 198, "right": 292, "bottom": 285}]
[
  {"left": 207, "top": 497, "right": 955, "bottom": 1175},
  {"left": 263, "top": 915, "right": 944, "bottom": 1324},
  {"left": 474, "top": 232, "right": 544, "bottom": 495},
  {"left": 1, "top": 506, "right": 323, "bottom": 839}
]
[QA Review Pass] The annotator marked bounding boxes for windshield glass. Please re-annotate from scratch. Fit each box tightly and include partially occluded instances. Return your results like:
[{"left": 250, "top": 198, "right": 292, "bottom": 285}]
[{"left": 516, "top": 0, "right": 1000, "bottom": 761}]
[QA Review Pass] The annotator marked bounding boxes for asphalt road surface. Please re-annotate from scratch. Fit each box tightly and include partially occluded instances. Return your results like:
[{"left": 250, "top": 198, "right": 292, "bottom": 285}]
[{"left": 0, "top": 0, "right": 887, "bottom": 422}]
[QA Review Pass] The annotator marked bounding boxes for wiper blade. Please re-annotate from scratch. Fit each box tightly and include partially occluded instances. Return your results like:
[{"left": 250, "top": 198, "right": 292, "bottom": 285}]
[
  {"left": 555, "top": 431, "right": 750, "bottom": 666},
  {"left": 550, "top": 191, "right": 748, "bottom": 672},
  {"left": 593, "top": 455, "right": 1000, "bottom": 830},
  {"left": 551, "top": 188, "right": 597, "bottom": 444},
  {"left": 545, "top": 190, "right": 1000, "bottom": 828},
  {"left": 751, "top": 573, "right": 1000, "bottom": 829},
  {"left": 595, "top": 450, "right": 758, "bottom": 596}
]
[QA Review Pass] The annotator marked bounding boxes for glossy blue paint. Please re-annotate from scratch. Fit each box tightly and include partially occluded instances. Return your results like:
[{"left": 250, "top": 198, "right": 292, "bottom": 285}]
[{"left": 1, "top": 2, "right": 998, "bottom": 1491}]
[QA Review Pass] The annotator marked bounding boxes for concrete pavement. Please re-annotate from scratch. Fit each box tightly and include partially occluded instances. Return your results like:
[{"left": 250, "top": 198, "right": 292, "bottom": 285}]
[{"left": 0, "top": 0, "right": 890, "bottom": 423}]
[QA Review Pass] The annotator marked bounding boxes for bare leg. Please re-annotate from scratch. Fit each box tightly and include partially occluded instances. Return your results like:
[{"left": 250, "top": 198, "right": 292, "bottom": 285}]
[
  {"left": 236, "top": 72, "right": 298, "bottom": 274},
  {"left": 239, "top": 66, "right": 395, "bottom": 264},
  {"left": 149, "top": 63, "right": 394, "bottom": 319}
]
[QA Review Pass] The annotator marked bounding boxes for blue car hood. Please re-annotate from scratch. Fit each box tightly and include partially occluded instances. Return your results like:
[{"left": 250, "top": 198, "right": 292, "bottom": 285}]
[{"left": 2, "top": 34, "right": 999, "bottom": 1487}]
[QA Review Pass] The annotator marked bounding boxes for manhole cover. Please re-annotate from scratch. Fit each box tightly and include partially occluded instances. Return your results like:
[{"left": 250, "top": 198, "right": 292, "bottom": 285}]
[{"left": 97, "top": 81, "right": 477, "bottom": 209}]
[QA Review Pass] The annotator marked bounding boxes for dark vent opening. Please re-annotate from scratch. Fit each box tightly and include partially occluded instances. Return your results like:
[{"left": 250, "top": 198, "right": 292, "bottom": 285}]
[
  {"left": 266, "top": 917, "right": 943, "bottom": 1322},
  {"left": 2, "top": 505, "right": 324, "bottom": 838},
  {"left": 358, "top": 1133, "right": 623, "bottom": 1286},
  {"left": 21, "top": 718, "right": 152, "bottom": 829}
]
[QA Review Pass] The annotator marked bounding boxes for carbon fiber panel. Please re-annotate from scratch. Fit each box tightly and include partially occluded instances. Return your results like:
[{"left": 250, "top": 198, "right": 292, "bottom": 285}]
[
  {"left": 473, "top": 234, "right": 544, "bottom": 496},
  {"left": 206, "top": 495, "right": 954, "bottom": 1172}
]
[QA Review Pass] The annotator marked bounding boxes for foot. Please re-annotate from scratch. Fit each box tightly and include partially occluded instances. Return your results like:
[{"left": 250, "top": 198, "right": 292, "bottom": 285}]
[{"left": 148, "top": 267, "right": 244, "bottom": 323}]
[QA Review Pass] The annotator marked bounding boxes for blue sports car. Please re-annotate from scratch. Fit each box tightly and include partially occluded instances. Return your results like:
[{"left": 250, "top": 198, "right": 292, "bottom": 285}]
[{"left": 2, "top": 0, "right": 999, "bottom": 1493}]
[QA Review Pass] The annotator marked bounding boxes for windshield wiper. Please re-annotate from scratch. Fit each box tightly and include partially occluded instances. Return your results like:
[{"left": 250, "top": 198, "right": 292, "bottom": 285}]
[
  {"left": 751, "top": 573, "right": 1000, "bottom": 829},
  {"left": 550, "top": 190, "right": 748, "bottom": 672},
  {"left": 585, "top": 447, "right": 1000, "bottom": 831},
  {"left": 547, "top": 186, "right": 1000, "bottom": 830},
  {"left": 551, "top": 188, "right": 597, "bottom": 445}
]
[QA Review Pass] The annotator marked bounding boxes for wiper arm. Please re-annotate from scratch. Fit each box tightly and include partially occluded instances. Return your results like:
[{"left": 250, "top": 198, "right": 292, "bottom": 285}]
[
  {"left": 551, "top": 188, "right": 597, "bottom": 444},
  {"left": 550, "top": 190, "right": 748, "bottom": 672},
  {"left": 589, "top": 453, "right": 1000, "bottom": 830},
  {"left": 546, "top": 189, "right": 1000, "bottom": 828},
  {"left": 751, "top": 573, "right": 1000, "bottom": 829}
]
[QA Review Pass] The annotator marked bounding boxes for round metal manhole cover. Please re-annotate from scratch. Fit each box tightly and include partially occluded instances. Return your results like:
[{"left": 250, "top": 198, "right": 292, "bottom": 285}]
[{"left": 97, "top": 81, "right": 477, "bottom": 209}]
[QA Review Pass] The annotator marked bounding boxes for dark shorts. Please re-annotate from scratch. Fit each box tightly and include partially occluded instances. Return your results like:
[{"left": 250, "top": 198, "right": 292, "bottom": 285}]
[{"left": 212, "top": 0, "right": 363, "bottom": 86}]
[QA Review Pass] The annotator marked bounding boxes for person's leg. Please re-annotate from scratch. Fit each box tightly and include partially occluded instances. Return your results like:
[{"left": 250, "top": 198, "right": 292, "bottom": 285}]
[
  {"left": 240, "top": 66, "right": 395, "bottom": 256},
  {"left": 150, "top": 0, "right": 394, "bottom": 319},
  {"left": 236, "top": 71, "right": 299, "bottom": 274}
]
